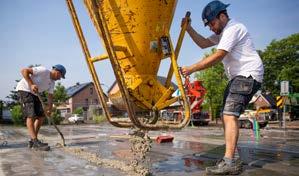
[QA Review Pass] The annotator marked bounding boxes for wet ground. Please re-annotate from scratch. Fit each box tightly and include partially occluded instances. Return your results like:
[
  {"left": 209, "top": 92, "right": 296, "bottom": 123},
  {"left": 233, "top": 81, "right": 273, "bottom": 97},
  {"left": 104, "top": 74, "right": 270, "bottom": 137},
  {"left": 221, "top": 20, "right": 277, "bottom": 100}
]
[{"left": 1, "top": 122, "right": 299, "bottom": 176}]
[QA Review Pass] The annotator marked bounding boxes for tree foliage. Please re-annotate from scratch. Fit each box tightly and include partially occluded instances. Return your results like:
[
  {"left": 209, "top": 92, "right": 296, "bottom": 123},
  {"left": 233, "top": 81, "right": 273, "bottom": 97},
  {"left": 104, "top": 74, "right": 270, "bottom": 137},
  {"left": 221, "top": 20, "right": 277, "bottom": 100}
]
[
  {"left": 6, "top": 80, "right": 21, "bottom": 108},
  {"left": 195, "top": 48, "right": 228, "bottom": 119},
  {"left": 260, "top": 33, "right": 299, "bottom": 95},
  {"left": 51, "top": 108, "right": 63, "bottom": 125},
  {"left": 10, "top": 105, "right": 24, "bottom": 126},
  {"left": 53, "top": 82, "right": 68, "bottom": 106},
  {"left": 74, "top": 107, "right": 84, "bottom": 116}
]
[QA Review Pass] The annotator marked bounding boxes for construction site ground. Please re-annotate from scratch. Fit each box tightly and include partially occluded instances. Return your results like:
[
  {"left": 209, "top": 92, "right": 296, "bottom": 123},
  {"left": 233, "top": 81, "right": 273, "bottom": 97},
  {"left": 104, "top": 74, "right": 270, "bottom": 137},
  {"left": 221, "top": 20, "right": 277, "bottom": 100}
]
[{"left": 1, "top": 120, "right": 299, "bottom": 176}]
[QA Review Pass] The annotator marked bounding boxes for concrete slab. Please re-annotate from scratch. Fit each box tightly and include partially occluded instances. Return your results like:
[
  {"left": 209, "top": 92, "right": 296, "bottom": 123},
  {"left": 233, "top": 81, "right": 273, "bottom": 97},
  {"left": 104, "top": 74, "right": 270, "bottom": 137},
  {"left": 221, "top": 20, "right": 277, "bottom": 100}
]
[{"left": 1, "top": 122, "right": 299, "bottom": 175}]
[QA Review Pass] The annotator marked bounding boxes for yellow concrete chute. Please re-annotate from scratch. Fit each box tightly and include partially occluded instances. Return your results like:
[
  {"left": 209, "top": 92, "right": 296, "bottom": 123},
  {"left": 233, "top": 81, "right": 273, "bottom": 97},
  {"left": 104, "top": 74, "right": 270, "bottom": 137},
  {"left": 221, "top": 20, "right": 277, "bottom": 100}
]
[{"left": 66, "top": 0, "right": 190, "bottom": 130}]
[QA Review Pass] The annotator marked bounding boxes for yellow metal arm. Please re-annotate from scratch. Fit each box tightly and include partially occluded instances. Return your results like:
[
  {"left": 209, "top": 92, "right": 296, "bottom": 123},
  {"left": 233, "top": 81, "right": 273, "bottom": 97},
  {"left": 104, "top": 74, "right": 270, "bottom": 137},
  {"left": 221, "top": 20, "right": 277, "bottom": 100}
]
[
  {"left": 165, "top": 12, "right": 191, "bottom": 88},
  {"left": 66, "top": 0, "right": 132, "bottom": 128}
]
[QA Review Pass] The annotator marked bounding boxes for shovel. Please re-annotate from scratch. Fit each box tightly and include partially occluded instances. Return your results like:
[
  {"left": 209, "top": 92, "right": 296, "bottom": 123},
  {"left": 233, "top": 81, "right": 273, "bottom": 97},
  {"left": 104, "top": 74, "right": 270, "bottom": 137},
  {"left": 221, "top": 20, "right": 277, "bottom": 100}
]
[{"left": 37, "top": 94, "right": 66, "bottom": 147}]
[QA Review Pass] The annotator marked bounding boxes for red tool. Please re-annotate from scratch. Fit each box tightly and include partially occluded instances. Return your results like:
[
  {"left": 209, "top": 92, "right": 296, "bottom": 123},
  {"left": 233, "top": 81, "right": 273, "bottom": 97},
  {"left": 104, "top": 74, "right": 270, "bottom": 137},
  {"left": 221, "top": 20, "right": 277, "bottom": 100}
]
[{"left": 156, "top": 135, "right": 174, "bottom": 143}]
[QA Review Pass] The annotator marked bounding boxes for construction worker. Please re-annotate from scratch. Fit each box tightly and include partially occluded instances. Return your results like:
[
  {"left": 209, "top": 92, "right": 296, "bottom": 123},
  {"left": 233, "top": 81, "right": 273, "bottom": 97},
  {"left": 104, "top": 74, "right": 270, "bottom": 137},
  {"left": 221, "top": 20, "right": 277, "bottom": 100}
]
[
  {"left": 181, "top": 0, "right": 264, "bottom": 175},
  {"left": 16, "top": 64, "right": 66, "bottom": 151}
]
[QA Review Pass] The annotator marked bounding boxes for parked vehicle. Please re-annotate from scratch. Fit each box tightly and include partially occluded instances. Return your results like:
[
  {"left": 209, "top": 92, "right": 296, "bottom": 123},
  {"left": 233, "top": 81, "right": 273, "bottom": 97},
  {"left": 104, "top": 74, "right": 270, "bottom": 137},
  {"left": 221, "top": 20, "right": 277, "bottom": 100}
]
[
  {"left": 160, "top": 110, "right": 173, "bottom": 121},
  {"left": 0, "top": 109, "right": 13, "bottom": 124},
  {"left": 160, "top": 110, "right": 183, "bottom": 122},
  {"left": 239, "top": 110, "right": 268, "bottom": 129},
  {"left": 172, "top": 111, "right": 184, "bottom": 122},
  {"left": 68, "top": 114, "right": 84, "bottom": 124},
  {"left": 190, "top": 111, "right": 210, "bottom": 126}
]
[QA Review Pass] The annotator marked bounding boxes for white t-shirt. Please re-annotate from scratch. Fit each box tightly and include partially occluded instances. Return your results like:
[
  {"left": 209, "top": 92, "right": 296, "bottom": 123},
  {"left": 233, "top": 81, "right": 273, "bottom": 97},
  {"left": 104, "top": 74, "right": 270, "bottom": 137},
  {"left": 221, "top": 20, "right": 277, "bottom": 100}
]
[
  {"left": 208, "top": 19, "right": 264, "bottom": 83},
  {"left": 16, "top": 66, "right": 55, "bottom": 94}
]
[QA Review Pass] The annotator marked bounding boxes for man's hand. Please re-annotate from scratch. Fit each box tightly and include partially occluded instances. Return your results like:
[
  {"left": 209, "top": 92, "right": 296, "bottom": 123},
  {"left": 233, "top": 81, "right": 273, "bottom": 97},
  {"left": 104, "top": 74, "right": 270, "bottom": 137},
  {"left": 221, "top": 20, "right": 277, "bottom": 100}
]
[
  {"left": 31, "top": 84, "right": 38, "bottom": 93},
  {"left": 181, "top": 66, "right": 194, "bottom": 77},
  {"left": 45, "top": 109, "right": 52, "bottom": 117},
  {"left": 181, "top": 17, "right": 191, "bottom": 31}
]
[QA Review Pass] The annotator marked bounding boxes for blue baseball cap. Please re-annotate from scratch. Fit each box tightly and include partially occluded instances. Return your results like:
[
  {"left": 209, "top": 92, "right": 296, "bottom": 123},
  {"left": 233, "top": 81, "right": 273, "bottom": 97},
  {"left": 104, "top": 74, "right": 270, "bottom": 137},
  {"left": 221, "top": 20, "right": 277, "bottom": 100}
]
[
  {"left": 52, "top": 64, "right": 66, "bottom": 79},
  {"left": 202, "top": 0, "right": 230, "bottom": 26}
]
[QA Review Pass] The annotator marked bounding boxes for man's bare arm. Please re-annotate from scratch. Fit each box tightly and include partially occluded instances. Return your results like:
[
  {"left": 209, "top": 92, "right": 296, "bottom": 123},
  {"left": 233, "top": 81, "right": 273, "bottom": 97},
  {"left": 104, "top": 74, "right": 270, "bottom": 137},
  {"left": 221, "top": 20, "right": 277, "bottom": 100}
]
[
  {"left": 45, "top": 93, "right": 53, "bottom": 117},
  {"left": 181, "top": 49, "right": 227, "bottom": 76},
  {"left": 187, "top": 26, "right": 215, "bottom": 49},
  {"left": 21, "top": 68, "right": 38, "bottom": 93},
  {"left": 47, "top": 93, "right": 53, "bottom": 112}
]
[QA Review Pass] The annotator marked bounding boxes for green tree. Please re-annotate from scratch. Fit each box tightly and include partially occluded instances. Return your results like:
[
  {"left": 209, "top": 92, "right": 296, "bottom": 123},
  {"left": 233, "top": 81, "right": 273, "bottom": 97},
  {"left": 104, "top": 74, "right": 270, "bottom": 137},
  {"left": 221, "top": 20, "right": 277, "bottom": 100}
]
[
  {"left": 6, "top": 80, "right": 21, "bottom": 108},
  {"left": 53, "top": 82, "right": 68, "bottom": 106},
  {"left": 44, "top": 82, "right": 68, "bottom": 125},
  {"left": 73, "top": 107, "right": 84, "bottom": 116},
  {"left": 51, "top": 108, "right": 63, "bottom": 125},
  {"left": 195, "top": 48, "right": 228, "bottom": 120},
  {"left": 10, "top": 105, "right": 24, "bottom": 126},
  {"left": 260, "top": 33, "right": 299, "bottom": 95}
]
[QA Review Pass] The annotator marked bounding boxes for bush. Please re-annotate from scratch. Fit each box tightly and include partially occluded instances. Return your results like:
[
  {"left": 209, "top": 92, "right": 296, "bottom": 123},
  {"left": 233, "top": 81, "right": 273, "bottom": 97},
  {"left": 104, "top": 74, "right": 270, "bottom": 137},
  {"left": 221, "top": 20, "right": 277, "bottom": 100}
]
[
  {"left": 73, "top": 107, "right": 84, "bottom": 116},
  {"left": 10, "top": 105, "right": 24, "bottom": 126},
  {"left": 51, "top": 108, "right": 63, "bottom": 125},
  {"left": 93, "top": 115, "right": 106, "bottom": 124}
]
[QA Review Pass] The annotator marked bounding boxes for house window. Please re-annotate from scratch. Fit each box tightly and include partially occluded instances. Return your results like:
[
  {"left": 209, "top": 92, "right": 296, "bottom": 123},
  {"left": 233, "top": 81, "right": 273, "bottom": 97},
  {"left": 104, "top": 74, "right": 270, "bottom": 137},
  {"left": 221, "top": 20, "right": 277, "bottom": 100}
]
[
  {"left": 85, "top": 98, "right": 89, "bottom": 106},
  {"left": 94, "top": 99, "right": 98, "bottom": 104},
  {"left": 90, "top": 87, "right": 93, "bottom": 95}
]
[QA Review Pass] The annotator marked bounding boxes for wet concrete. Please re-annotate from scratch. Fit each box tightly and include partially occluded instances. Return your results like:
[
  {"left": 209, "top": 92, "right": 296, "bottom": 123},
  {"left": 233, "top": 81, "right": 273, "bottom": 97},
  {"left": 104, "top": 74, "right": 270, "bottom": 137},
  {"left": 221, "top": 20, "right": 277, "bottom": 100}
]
[{"left": 1, "top": 123, "right": 299, "bottom": 175}]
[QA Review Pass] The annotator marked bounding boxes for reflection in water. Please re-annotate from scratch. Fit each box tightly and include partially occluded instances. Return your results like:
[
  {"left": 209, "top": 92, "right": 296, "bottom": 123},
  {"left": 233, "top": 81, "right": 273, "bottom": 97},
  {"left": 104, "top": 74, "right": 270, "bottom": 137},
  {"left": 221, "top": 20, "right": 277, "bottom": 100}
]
[
  {"left": 153, "top": 142, "right": 220, "bottom": 173},
  {"left": 183, "top": 157, "right": 204, "bottom": 167},
  {"left": 173, "top": 140, "right": 204, "bottom": 151},
  {"left": 238, "top": 143, "right": 299, "bottom": 167}
]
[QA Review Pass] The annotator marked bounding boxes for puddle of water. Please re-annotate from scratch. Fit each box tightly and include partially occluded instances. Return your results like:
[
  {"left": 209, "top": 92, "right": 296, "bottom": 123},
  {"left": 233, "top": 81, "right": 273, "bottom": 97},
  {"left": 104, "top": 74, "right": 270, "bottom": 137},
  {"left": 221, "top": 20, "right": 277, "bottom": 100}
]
[
  {"left": 238, "top": 143, "right": 299, "bottom": 167},
  {"left": 0, "top": 142, "right": 27, "bottom": 149},
  {"left": 152, "top": 142, "right": 221, "bottom": 174},
  {"left": 152, "top": 154, "right": 215, "bottom": 173}
]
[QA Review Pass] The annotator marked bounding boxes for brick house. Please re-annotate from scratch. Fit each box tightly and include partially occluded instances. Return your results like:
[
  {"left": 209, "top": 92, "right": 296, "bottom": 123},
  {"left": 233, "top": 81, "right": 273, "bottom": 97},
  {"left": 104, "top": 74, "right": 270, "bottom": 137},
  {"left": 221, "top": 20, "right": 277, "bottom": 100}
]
[{"left": 57, "top": 82, "right": 108, "bottom": 119}]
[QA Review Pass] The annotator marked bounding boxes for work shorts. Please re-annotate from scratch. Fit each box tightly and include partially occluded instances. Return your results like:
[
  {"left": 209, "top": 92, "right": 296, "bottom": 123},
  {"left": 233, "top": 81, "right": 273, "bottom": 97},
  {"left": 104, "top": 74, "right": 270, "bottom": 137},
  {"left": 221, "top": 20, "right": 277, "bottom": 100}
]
[
  {"left": 18, "top": 91, "right": 44, "bottom": 119},
  {"left": 222, "top": 76, "right": 261, "bottom": 117}
]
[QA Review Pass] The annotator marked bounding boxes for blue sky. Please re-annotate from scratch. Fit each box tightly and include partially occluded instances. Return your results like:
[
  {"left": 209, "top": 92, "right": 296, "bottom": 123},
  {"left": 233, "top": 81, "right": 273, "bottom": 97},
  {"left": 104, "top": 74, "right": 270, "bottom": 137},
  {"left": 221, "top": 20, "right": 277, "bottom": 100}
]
[{"left": 0, "top": 0, "right": 298, "bottom": 101}]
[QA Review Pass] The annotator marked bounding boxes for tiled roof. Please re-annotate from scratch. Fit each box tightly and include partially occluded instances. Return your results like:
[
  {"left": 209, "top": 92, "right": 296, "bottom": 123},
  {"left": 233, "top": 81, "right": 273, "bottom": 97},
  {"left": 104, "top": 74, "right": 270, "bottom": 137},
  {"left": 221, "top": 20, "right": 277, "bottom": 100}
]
[{"left": 66, "top": 82, "right": 92, "bottom": 97}]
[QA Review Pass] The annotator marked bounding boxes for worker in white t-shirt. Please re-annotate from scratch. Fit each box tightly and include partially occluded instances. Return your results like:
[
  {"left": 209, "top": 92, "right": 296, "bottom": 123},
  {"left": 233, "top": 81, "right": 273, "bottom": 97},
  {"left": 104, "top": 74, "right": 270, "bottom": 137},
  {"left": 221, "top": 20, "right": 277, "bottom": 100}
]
[
  {"left": 181, "top": 1, "right": 264, "bottom": 175},
  {"left": 16, "top": 64, "right": 66, "bottom": 151}
]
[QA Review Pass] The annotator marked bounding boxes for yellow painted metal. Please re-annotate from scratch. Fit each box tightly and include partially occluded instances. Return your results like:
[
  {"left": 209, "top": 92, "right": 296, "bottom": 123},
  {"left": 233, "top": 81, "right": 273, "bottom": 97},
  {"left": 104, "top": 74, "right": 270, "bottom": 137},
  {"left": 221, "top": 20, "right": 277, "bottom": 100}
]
[
  {"left": 66, "top": 0, "right": 132, "bottom": 128},
  {"left": 153, "top": 87, "right": 174, "bottom": 109},
  {"left": 85, "top": 0, "right": 140, "bottom": 127},
  {"left": 165, "top": 12, "right": 191, "bottom": 88},
  {"left": 67, "top": 0, "right": 191, "bottom": 130},
  {"left": 90, "top": 54, "right": 109, "bottom": 63},
  {"left": 155, "top": 97, "right": 179, "bottom": 110},
  {"left": 91, "top": 0, "right": 178, "bottom": 110}
]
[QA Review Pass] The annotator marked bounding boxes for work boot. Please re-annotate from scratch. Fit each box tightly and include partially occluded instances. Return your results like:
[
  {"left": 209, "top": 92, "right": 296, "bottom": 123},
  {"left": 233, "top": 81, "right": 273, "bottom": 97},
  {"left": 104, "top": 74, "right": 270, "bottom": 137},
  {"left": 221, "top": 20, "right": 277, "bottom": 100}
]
[
  {"left": 28, "top": 139, "right": 34, "bottom": 148},
  {"left": 206, "top": 158, "right": 243, "bottom": 175},
  {"left": 31, "top": 139, "right": 50, "bottom": 151},
  {"left": 28, "top": 139, "right": 48, "bottom": 148}
]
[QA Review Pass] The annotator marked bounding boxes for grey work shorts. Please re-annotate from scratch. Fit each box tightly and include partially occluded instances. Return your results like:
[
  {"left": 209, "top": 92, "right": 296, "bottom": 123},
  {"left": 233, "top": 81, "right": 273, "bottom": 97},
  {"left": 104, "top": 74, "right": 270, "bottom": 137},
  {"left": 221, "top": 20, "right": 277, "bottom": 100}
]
[
  {"left": 18, "top": 91, "right": 45, "bottom": 119},
  {"left": 222, "top": 76, "right": 261, "bottom": 117}
]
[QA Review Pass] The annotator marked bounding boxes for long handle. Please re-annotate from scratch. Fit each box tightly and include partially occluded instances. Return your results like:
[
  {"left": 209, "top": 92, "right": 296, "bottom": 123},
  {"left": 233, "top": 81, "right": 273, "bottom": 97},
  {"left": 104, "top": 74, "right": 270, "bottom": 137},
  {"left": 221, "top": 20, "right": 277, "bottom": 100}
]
[
  {"left": 165, "top": 11, "right": 191, "bottom": 88},
  {"left": 37, "top": 94, "right": 66, "bottom": 147}
]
